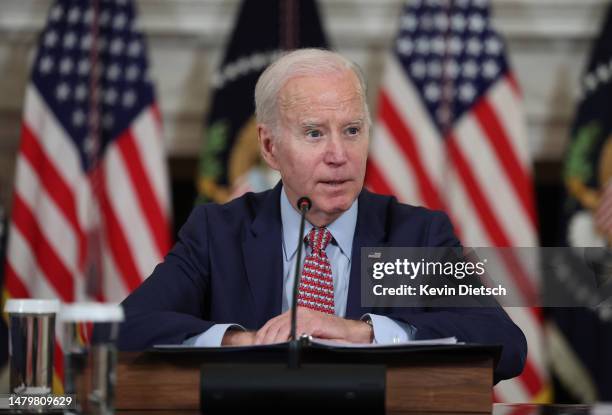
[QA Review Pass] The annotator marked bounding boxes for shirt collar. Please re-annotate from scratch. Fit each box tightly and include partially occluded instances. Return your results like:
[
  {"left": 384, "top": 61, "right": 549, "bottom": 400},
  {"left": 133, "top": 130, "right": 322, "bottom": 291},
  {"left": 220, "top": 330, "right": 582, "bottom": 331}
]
[{"left": 280, "top": 186, "right": 357, "bottom": 261}]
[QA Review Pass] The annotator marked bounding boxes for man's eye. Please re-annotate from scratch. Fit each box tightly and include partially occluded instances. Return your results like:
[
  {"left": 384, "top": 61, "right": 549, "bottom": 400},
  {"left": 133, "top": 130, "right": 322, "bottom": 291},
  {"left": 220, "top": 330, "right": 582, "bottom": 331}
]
[
  {"left": 306, "top": 130, "right": 322, "bottom": 138},
  {"left": 346, "top": 127, "right": 360, "bottom": 136}
]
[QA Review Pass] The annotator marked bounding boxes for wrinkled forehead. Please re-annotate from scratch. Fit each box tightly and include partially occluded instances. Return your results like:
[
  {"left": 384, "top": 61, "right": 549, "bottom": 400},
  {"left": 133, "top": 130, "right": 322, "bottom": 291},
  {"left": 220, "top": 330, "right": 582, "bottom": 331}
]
[{"left": 277, "top": 71, "right": 366, "bottom": 119}]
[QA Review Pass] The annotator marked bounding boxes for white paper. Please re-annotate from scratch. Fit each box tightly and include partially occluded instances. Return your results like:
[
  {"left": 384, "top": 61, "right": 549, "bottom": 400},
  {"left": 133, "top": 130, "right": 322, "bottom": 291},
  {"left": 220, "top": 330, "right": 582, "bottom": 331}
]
[
  {"left": 153, "top": 336, "right": 458, "bottom": 350},
  {"left": 309, "top": 336, "right": 458, "bottom": 348}
]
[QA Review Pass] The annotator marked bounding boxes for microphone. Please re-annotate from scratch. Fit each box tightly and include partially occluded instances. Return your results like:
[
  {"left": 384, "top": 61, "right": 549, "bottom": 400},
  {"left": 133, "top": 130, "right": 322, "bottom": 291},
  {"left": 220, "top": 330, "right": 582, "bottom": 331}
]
[
  {"left": 291, "top": 197, "right": 311, "bottom": 337},
  {"left": 289, "top": 196, "right": 311, "bottom": 369}
]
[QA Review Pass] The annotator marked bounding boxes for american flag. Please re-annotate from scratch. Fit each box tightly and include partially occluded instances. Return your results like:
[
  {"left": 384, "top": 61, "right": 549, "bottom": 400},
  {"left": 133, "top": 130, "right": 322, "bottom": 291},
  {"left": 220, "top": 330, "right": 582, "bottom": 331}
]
[
  {"left": 366, "top": 0, "right": 547, "bottom": 403},
  {"left": 4, "top": 0, "right": 171, "bottom": 384}
]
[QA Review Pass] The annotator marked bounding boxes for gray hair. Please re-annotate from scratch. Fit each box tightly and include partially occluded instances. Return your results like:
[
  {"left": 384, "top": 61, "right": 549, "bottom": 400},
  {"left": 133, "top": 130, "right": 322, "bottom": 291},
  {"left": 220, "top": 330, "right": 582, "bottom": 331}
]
[{"left": 254, "top": 48, "right": 371, "bottom": 135}]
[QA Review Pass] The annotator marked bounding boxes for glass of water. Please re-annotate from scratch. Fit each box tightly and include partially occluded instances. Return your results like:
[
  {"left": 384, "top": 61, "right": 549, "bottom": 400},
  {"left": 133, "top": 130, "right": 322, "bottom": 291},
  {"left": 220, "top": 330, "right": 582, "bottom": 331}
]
[
  {"left": 4, "top": 298, "right": 60, "bottom": 398},
  {"left": 60, "top": 303, "right": 124, "bottom": 415}
]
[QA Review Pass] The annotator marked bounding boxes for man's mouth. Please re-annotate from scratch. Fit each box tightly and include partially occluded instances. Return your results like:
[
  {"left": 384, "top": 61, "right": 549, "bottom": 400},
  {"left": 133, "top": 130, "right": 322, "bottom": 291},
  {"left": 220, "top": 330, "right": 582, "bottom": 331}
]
[{"left": 320, "top": 180, "right": 349, "bottom": 187}]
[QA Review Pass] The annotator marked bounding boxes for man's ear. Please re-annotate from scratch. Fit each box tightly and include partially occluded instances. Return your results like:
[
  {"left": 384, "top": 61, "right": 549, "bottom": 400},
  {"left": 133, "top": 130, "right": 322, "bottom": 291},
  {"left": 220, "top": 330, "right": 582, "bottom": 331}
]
[{"left": 258, "top": 124, "right": 280, "bottom": 171}]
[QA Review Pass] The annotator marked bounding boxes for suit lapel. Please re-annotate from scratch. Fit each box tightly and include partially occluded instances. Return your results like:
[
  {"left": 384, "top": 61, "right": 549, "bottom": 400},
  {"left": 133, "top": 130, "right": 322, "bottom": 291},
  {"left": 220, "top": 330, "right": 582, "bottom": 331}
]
[
  {"left": 345, "top": 190, "right": 387, "bottom": 319},
  {"left": 242, "top": 182, "right": 284, "bottom": 328}
]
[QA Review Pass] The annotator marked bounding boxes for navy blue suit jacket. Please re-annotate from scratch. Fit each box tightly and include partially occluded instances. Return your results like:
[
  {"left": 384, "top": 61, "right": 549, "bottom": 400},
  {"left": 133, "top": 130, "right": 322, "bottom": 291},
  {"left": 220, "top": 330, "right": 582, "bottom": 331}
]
[{"left": 119, "top": 182, "right": 526, "bottom": 382}]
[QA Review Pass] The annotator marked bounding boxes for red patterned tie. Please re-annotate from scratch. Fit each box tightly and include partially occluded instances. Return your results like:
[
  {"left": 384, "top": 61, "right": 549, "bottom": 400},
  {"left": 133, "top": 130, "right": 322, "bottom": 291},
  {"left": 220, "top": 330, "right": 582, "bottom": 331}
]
[{"left": 297, "top": 227, "right": 335, "bottom": 314}]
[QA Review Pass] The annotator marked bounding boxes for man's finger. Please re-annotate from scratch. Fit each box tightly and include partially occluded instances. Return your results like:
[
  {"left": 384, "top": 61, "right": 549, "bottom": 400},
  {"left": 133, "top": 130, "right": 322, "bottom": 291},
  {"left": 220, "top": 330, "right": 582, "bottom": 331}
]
[
  {"left": 272, "top": 324, "right": 291, "bottom": 343},
  {"left": 255, "top": 314, "right": 284, "bottom": 344},
  {"left": 262, "top": 320, "right": 284, "bottom": 344}
]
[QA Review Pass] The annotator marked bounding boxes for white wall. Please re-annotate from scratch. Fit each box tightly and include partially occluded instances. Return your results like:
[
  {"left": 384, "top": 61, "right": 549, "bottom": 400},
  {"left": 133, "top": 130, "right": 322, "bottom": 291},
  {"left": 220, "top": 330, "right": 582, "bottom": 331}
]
[{"left": 0, "top": 0, "right": 608, "bottom": 208}]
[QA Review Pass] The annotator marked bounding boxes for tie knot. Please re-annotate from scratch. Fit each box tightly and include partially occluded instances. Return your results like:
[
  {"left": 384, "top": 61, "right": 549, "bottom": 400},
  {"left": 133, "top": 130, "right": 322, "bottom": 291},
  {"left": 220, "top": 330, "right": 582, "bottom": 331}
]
[{"left": 305, "top": 227, "right": 332, "bottom": 252}]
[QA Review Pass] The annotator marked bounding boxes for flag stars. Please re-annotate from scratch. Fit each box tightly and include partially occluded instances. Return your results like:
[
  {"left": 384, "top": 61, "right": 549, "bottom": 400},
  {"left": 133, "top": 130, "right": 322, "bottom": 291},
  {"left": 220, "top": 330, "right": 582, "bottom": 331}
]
[
  {"left": 113, "top": 13, "right": 127, "bottom": 30},
  {"left": 420, "top": 14, "right": 434, "bottom": 31},
  {"left": 468, "top": 13, "right": 486, "bottom": 33},
  {"left": 431, "top": 36, "right": 445, "bottom": 56},
  {"left": 84, "top": 135, "right": 98, "bottom": 157},
  {"left": 44, "top": 31, "right": 58, "bottom": 48},
  {"left": 126, "top": 65, "right": 140, "bottom": 81},
  {"left": 75, "top": 84, "right": 87, "bottom": 101},
  {"left": 56, "top": 83, "right": 70, "bottom": 101},
  {"left": 110, "top": 38, "right": 125, "bottom": 55},
  {"left": 416, "top": 37, "right": 430, "bottom": 54},
  {"left": 63, "top": 32, "right": 77, "bottom": 49},
  {"left": 444, "top": 60, "right": 460, "bottom": 79},
  {"left": 68, "top": 7, "right": 81, "bottom": 24},
  {"left": 50, "top": 4, "right": 63, "bottom": 22},
  {"left": 462, "top": 60, "right": 479, "bottom": 79},
  {"left": 106, "top": 63, "right": 121, "bottom": 81},
  {"left": 459, "top": 83, "right": 476, "bottom": 102},
  {"left": 39, "top": 55, "right": 54, "bottom": 74},
  {"left": 451, "top": 14, "right": 467, "bottom": 32},
  {"left": 72, "top": 109, "right": 85, "bottom": 127},
  {"left": 83, "top": 8, "right": 93, "bottom": 25},
  {"left": 104, "top": 88, "right": 118, "bottom": 105},
  {"left": 128, "top": 40, "right": 142, "bottom": 57},
  {"left": 59, "top": 57, "right": 74, "bottom": 75},
  {"left": 427, "top": 60, "right": 443, "bottom": 78},
  {"left": 411, "top": 60, "right": 427, "bottom": 78},
  {"left": 424, "top": 83, "right": 441, "bottom": 102},
  {"left": 434, "top": 14, "right": 449, "bottom": 32},
  {"left": 449, "top": 37, "right": 463, "bottom": 55},
  {"left": 122, "top": 90, "right": 136, "bottom": 107},
  {"left": 466, "top": 37, "right": 482, "bottom": 55},
  {"left": 81, "top": 34, "right": 92, "bottom": 51},
  {"left": 78, "top": 59, "right": 90, "bottom": 76},
  {"left": 482, "top": 60, "right": 499, "bottom": 79},
  {"left": 397, "top": 38, "right": 414, "bottom": 56},
  {"left": 485, "top": 37, "right": 503, "bottom": 55},
  {"left": 401, "top": 14, "right": 418, "bottom": 32}
]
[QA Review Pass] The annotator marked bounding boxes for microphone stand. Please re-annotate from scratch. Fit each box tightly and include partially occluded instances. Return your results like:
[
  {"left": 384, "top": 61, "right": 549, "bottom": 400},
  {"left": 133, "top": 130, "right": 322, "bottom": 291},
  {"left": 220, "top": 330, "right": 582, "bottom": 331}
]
[{"left": 288, "top": 197, "right": 311, "bottom": 369}]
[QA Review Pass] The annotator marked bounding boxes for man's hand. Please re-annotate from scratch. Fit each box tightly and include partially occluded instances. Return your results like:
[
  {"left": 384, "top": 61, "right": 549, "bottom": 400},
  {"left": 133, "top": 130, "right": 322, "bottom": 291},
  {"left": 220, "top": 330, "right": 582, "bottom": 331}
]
[
  {"left": 254, "top": 307, "right": 373, "bottom": 345},
  {"left": 221, "top": 329, "right": 256, "bottom": 346}
]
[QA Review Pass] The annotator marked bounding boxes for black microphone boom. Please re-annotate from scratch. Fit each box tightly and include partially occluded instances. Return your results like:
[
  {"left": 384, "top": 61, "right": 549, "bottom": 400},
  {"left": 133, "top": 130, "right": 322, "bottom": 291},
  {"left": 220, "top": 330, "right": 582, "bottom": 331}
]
[{"left": 290, "top": 196, "right": 311, "bottom": 362}]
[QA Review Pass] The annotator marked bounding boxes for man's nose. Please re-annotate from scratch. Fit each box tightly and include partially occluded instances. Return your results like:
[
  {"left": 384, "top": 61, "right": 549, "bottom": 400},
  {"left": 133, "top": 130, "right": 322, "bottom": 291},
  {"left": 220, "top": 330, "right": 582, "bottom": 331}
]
[{"left": 324, "top": 134, "right": 348, "bottom": 165}]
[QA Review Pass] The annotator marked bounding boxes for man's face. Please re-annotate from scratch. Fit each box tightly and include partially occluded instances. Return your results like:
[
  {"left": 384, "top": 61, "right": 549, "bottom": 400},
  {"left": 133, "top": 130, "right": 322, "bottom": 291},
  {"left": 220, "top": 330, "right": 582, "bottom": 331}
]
[{"left": 259, "top": 70, "right": 369, "bottom": 226}]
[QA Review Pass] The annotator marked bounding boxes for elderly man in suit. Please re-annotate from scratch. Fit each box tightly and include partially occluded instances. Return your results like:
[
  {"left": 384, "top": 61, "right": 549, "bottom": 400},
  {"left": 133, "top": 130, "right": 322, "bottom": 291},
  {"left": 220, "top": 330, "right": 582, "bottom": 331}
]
[{"left": 118, "top": 48, "right": 526, "bottom": 382}]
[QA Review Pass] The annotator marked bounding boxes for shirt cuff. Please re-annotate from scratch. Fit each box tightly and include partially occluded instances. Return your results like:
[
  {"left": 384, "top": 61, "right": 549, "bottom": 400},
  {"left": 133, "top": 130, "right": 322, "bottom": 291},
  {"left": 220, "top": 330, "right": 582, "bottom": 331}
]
[
  {"left": 361, "top": 314, "right": 417, "bottom": 344},
  {"left": 183, "top": 323, "right": 246, "bottom": 347}
]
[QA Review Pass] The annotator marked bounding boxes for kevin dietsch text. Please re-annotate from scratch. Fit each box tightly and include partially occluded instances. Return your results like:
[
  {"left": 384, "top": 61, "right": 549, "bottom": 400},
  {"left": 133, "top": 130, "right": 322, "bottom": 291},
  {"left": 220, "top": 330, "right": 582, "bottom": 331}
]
[
  {"left": 372, "top": 284, "right": 507, "bottom": 297},
  {"left": 369, "top": 258, "right": 507, "bottom": 298}
]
